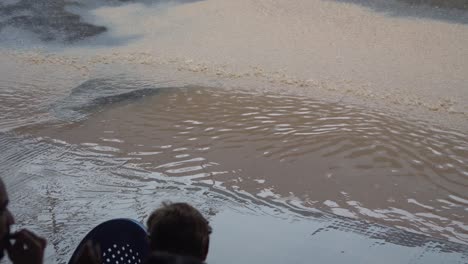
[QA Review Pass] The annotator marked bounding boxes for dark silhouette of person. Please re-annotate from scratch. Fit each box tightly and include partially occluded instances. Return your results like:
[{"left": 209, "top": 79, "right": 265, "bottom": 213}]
[
  {"left": 147, "top": 202, "right": 212, "bottom": 262},
  {"left": 0, "top": 177, "right": 46, "bottom": 264}
]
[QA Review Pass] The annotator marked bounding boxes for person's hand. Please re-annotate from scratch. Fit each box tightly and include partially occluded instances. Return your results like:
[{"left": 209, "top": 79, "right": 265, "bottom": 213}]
[
  {"left": 6, "top": 229, "right": 46, "bottom": 264},
  {"left": 71, "top": 240, "right": 101, "bottom": 264}
]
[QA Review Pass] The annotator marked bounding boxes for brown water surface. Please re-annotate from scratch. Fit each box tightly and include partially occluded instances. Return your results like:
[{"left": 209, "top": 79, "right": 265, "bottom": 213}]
[
  {"left": 10, "top": 85, "right": 467, "bottom": 249},
  {"left": 1, "top": 0, "right": 468, "bottom": 262}
]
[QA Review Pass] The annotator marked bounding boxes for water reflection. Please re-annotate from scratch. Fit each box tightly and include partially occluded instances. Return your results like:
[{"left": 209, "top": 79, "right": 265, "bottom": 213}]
[{"left": 210, "top": 211, "right": 467, "bottom": 264}]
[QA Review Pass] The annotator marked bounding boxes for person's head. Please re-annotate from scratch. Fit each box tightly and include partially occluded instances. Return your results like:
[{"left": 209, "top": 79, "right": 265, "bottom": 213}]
[
  {"left": 0, "top": 178, "right": 15, "bottom": 260},
  {"left": 146, "top": 202, "right": 212, "bottom": 261}
]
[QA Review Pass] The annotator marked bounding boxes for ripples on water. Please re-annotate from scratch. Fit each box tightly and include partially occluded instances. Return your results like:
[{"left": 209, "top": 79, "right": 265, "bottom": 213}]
[{"left": 1, "top": 81, "right": 467, "bottom": 263}]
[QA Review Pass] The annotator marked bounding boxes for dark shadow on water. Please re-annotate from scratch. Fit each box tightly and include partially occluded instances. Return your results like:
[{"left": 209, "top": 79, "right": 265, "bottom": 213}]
[
  {"left": 329, "top": 0, "right": 468, "bottom": 24},
  {"left": 0, "top": 0, "right": 204, "bottom": 43},
  {"left": 51, "top": 78, "right": 169, "bottom": 120}
]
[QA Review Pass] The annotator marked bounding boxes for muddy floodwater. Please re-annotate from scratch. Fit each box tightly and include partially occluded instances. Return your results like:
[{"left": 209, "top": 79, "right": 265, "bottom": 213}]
[
  {"left": 1, "top": 78, "right": 467, "bottom": 263},
  {"left": 1, "top": 0, "right": 468, "bottom": 263}
]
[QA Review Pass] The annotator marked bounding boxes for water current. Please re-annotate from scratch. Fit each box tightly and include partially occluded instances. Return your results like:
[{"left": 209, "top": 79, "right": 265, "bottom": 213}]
[
  {"left": 1, "top": 78, "right": 467, "bottom": 263},
  {"left": 1, "top": 0, "right": 468, "bottom": 263}
]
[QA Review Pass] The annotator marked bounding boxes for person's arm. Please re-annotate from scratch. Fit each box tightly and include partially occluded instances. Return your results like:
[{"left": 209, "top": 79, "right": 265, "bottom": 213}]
[{"left": 7, "top": 229, "right": 46, "bottom": 264}]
